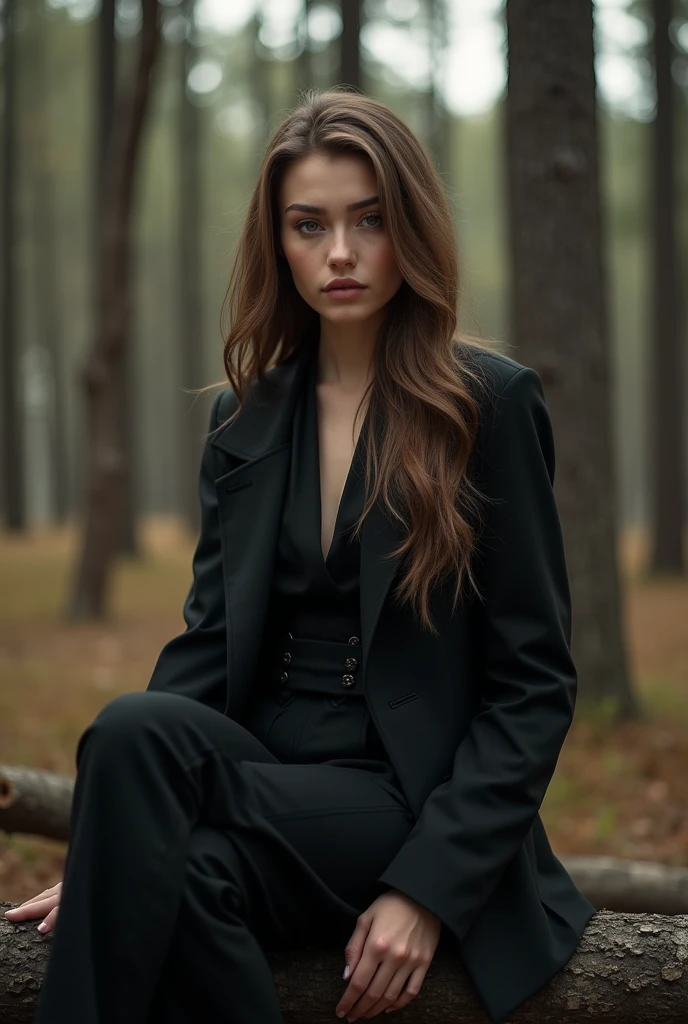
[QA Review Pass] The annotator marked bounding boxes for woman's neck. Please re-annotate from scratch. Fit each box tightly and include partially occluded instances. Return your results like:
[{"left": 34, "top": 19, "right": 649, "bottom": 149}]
[{"left": 316, "top": 325, "right": 376, "bottom": 390}]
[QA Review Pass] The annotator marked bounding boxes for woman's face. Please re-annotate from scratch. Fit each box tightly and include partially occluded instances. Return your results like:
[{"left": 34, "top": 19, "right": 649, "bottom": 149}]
[{"left": 278, "top": 151, "right": 404, "bottom": 327}]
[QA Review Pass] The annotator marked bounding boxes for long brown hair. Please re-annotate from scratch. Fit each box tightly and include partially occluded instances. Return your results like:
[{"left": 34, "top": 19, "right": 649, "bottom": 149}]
[{"left": 220, "top": 87, "right": 492, "bottom": 634}]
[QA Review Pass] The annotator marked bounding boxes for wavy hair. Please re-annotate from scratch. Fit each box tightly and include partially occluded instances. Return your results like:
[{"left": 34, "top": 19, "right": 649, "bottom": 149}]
[{"left": 220, "top": 87, "right": 492, "bottom": 634}]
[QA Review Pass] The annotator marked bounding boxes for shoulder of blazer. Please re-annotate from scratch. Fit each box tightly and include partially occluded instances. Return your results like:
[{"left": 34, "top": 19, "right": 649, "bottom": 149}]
[
  {"left": 211, "top": 345, "right": 306, "bottom": 431},
  {"left": 453, "top": 341, "right": 551, "bottom": 487},
  {"left": 454, "top": 339, "right": 531, "bottom": 400},
  {"left": 214, "top": 386, "right": 238, "bottom": 425}
]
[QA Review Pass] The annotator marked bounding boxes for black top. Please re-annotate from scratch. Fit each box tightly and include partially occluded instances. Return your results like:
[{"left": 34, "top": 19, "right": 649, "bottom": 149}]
[
  {"left": 266, "top": 342, "right": 367, "bottom": 641},
  {"left": 254, "top": 343, "right": 392, "bottom": 768}
]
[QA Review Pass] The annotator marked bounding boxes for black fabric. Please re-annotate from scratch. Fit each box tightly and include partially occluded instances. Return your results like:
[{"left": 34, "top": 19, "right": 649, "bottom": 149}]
[
  {"left": 143, "top": 339, "right": 598, "bottom": 1024},
  {"left": 33, "top": 691, "right": 415, "bottom": 1023},
  {"left": 265, "top": 339, "right": 364, "bottom": 639},
  {"left": 244, "top": 345, "right": 395, "bottom": 780}
]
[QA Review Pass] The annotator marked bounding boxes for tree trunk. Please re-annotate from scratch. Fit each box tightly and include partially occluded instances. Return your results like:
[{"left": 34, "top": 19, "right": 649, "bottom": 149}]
[
  {"left": 1, "top": 0, "right": 25, "bottom": 531},
  {"left": 67, "top": 0, "right": 161, "bottom": 621},
  {"left": 96, "top": 0, "right": 139, "bottom": 557},
  {"left": 28, "top": 0, "right": 69, "bottom": 524},
  {"left": 298, "top": 0, "right": 314, "bottom": 96},
  {"left": 1, "top": 908, "right": 686, "bottom": 1023},
  {"left": 426, "top": 0, "right": 450, "bottom": 179},
  {"left": 339, "top": 0, "right": 361, "bottom": 91},
  {"left": 504, "top": 0, "right": 639, "bottom": 717},
  {"left": 178, "top": 0, "right": 207, "bottom": 537},
  {"left": 649, "top": 0, "right": 685, "bottom": 574}
]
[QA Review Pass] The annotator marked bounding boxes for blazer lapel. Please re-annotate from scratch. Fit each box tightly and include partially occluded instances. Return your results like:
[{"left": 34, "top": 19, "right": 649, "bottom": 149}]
[
  {"left": 210, "top": 344, "right": 309, "bottom": 712},
  {"left": 210, "top": 338, "right": 405, "bottom": 709}
]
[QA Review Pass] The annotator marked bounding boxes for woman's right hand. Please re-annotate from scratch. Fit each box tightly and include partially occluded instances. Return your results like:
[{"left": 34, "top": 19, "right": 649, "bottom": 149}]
[{"left": 3, "top": 880, "right": 62, "bottom": 934}]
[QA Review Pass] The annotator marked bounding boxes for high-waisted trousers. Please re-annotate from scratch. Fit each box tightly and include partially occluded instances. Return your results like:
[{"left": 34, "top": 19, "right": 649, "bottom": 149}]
[{"left": 33, "top": 690, "right": 416, "bottom": 1023}]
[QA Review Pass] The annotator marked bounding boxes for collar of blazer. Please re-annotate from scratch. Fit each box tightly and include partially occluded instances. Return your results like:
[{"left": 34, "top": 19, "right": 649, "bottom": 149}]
[{"left": 209, "top": 338, "right": 407, "bottom": 697}]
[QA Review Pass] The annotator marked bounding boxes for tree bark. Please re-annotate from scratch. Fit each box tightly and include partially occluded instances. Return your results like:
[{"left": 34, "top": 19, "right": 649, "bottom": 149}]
[
  {"left": 504, "top": 0, "right": 639, "bottom": 716},
  {"left": 67, "top": 0, "right": 161, "bottom": 621},
  {"left": 649, "top": 0, "right": 685, "bottom": 573},
  {"left": 0, "top": 909, "right": 686, "bottom": 1023}
]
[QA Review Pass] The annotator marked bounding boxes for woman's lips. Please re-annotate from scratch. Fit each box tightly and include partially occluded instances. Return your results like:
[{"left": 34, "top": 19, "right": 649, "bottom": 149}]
[{"left": 323, "top": 286, "right": 367, "bottom": 299}]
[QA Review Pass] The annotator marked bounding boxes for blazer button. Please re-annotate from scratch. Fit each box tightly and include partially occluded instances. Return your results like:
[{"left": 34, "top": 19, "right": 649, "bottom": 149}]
[
  {"left": 341, "top": 674, "right": 355, "bottom": 688},
  {"left": 344, "top": 657, "right": 358, "bottom": 671},
  {"left": 282, "top": 652, "right": 292, "bottom": 665},
  {"left": 348, "top": 636, "right": 360, "bottom": 645},
  {"left": 280, "top": 671, "right": 289, "bottom": 684}
]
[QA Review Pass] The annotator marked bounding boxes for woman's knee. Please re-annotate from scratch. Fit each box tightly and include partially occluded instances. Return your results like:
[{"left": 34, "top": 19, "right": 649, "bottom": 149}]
[{"left": 77, "top": 691, "right": 190, "bottom": 761}]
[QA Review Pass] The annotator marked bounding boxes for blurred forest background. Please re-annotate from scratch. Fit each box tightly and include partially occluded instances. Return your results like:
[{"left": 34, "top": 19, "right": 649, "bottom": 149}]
[{"left": 0, "top": 0, "right": 687, "bottom": 904}]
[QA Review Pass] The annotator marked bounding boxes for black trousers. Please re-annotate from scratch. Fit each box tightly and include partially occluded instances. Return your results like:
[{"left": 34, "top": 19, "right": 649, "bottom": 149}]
[{"left": 34, "top": 691, "right": 416, "bottom": 1023}]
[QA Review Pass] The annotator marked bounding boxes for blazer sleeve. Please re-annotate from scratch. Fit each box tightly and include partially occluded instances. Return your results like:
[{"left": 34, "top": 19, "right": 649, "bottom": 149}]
[
  {"left": 146, "top": 390, "right": 229, "bottom": 713},
  {"left": 376, "top": 365, "right": 577, "bottom": 942}
]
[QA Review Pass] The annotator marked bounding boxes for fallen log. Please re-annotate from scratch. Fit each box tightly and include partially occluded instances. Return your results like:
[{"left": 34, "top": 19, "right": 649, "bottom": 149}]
[
  {"left": 0, "top": 906, "right": 686, "bottom": 1022},
  {"left": 565, "top": 855, "right": 688, "bottom": 916},
  {"left": 0, "top": 766, "right": 73, "bottom": 843}
]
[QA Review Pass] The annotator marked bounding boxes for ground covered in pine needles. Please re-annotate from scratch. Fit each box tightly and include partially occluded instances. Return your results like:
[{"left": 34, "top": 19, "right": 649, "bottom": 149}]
[{"left": 1, "top": 522, "right": 686, "bottom": 903}]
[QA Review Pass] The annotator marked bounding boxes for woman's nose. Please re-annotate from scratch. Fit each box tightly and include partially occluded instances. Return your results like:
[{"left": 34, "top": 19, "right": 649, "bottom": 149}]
[{"left": 327, "top": 230, "right": 355, "bottom": 262}]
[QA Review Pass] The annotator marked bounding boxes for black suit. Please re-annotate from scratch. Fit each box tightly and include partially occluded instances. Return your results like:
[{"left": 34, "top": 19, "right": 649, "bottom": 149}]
[
  {"left": 34, "top": 339, "right": 595, "bottom": 1024},
  {"left": 147, "top": 339, "right": 596, "bottom": 1016}
]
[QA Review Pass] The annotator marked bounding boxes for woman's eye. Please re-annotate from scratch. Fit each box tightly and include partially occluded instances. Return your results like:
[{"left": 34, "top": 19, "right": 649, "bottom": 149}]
[
  {"left": 296, "top": 219, "right": 320, "bottom": 234},
  {"left": 295, "top": 213, "right": 382, "bottom": 235}
]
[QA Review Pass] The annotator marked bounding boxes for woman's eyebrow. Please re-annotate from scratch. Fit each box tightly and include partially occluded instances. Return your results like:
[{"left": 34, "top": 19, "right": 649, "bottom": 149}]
[{"left": 284, "top": 195, "right": 380, "bottom": 214}]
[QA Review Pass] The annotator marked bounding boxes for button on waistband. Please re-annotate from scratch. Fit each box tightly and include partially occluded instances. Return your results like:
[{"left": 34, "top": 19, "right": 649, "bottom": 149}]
[{"left": 269, "top": 633, "right": 363, "bottom": 697}]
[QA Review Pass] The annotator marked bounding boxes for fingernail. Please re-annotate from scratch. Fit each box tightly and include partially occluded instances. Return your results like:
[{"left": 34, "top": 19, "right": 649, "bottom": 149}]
[
  {"left": 5, "top": 908, "right": 18, "bottom": 916},
  {"left": 342, "top": 964, "right": 350, "bottom": 980},
  {"left": 37, "top": 922, "right": 48, "bottom": 933}
]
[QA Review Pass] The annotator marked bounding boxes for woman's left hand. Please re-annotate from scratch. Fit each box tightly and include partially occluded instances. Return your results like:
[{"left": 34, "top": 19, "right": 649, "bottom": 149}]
[{"left": 334, "top": 889, "right": 441, "bottom": 1021}]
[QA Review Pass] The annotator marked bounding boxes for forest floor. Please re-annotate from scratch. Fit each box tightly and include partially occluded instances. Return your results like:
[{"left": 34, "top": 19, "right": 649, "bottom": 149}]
[{"left": 0, "top": 521, "right": 686, "bottom": 904}]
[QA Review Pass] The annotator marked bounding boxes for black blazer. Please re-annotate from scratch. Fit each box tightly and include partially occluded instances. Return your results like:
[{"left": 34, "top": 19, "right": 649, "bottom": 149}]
[{"left": 147, "top": 340, "right": 596, "bottom": 1023}]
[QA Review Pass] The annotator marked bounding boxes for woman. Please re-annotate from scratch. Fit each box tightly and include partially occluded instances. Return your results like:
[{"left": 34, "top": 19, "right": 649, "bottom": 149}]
[{"left": 6, "top": 89, "right": 595, "bottom": 1024}]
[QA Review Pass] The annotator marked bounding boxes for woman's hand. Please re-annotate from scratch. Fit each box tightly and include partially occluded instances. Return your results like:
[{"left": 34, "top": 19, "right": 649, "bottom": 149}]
[
  {"left": 4, "top": 880, "right": 62, "bottom": 935},
  {"left": 335, "top": 889, "right": 441, "bottom": 1021}
]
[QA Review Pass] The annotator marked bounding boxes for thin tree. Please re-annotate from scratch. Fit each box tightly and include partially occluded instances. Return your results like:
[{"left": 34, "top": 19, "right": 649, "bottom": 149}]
[
  {"left": 298, "top": 0, "right": 314, "bottom": 96},
  {"left": 426, "top": 0, "right": 450, "bottom": 179},
  {"left": 68, "top": 0, "right": 162, "bottom": 620},
  {"left": 178, "top": 0, "right": 206, "bottom": 536},
  {"left": 504, "top": 0, "right": 639, "bottom": 717},
  {"left": 28, "top": 0, "right": 69, "bottom": 523},
  {"left": 339, "top": 0, "right": 362, "bottom": 91},
  {"left": 1, "top": 0, "right": 24, "bottom": 531},
  {"left": 249, "top": 10, "right": 271, "bottom": 174},
  {"left": 649, "top": 0, "right": 685, "bottom": 573}
]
